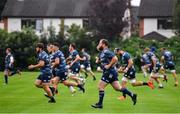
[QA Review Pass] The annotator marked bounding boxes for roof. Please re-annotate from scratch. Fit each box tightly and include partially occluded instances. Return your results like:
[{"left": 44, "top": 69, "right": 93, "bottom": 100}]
[
  {"left": 1, "top": 0, "right": 90, "bottom": 18},
  {"left": 138, "top": 0, "right": 177, "bottom": 18},
  {"left": 142, "top": 31, "right": 168, "bottom": 42}
]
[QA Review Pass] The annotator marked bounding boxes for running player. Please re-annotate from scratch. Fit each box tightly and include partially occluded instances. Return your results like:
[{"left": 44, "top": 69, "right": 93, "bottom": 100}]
[
  {"left": 144, "top": 48, "right": 167, "bottom": 88},
  {"left": 160, "top": 48, "right": 178, "bottom": 86},
  {"left": 91, "top": 39, "right": 137, "bottom": 109},
  {"left": 50, "top": 43, "right": 85, "bottom": 93},
  {"left": 80, "top": 48, "right": 96, "bottom": 81},
  {"left": 114, "top": 48, "right": 154, "bottom": 91},
  {"left": 28, "top": 43, "right": 56, "bottom": 103},
  {"left": 4, "top": 48, "right": 21, "bottom": 85}
]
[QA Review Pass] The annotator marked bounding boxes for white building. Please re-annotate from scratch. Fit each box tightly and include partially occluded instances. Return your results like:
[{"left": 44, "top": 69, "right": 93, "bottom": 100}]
[
  {"left": 1, "top": 0, "right": 90, "bottom": 35},
  {"left": 138, "top": 0, "right": 176, "bottom": 41}
]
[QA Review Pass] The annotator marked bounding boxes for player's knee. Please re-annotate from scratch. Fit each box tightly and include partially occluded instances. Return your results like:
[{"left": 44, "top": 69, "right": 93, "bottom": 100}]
[{"left": 131, "top": 83, "right": 136, "bottom": 87}]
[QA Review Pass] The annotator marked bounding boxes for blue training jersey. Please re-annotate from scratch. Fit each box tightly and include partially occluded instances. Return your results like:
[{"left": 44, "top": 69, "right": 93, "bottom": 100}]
[
  {"left": 99, "top": 48, "right": 116, "bottom": 70},
  {"left": 37, "top": 51, "right": 51, "bottom": 73},
  {"left": 141, "top": 53, "right": 151, "bottom": 65},
  {"left": 69, "top": 50, "right": 80, "bottom": 67},
  {"left": 5, "top": 53, "right": 14, "bottom": 67},
  {"left": 52, "top": 50, "right": 67, "bottom": 72},
  {"left": 121, "top": 52, "right": 134, "bottom": 68},
  {"left": 82, "top": 51, "right": 91, "bottom": 64},
  {"left": 163, "top": 51, "right": 173, "bottom": 62}
]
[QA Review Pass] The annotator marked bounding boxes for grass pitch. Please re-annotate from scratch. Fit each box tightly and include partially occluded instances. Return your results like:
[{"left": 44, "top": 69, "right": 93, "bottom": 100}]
[{"left": 0, "top": 72, "right": 180, "bottom": 113}]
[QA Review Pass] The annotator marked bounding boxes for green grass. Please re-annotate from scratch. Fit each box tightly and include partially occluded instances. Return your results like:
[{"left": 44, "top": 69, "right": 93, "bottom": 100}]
[{"left": 0, "top": 72, "right": 180, "bottom": 113}]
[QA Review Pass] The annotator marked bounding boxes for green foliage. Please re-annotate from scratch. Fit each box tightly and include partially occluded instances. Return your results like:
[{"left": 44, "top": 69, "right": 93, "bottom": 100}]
[
  {"left": 173, "top": 0, "right": 180, "bottom": 35},
  {"left": 0, "top": 24, "right": 180, "bottom": 73},
  {"left": 0, "top": 28, "right": 38, "bottom": 70}
]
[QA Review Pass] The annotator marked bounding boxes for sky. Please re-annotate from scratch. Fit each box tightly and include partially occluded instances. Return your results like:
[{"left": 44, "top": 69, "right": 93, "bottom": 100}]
[{"left": 131, "top": 0, "right": 141, "bottom": 6}]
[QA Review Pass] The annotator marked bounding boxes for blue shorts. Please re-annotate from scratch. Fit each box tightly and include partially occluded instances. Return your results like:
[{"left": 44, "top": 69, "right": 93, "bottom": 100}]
[
  {"left": 149, "top": 64, "right": 161, "bottom": 73},
  {"left": 164, "top": 61, "right": 175, "bottom": 70},
  {"left": 124, "top": 68, "right": 136, "bottom": 79},
  {"left": 83, "top": 63, "right": 91, "bottom": 69},
  {"left": 5, "top": 64, "right": 14, "bottom": 71},
  {"left": 37, "top": 73, "right": 52, "bottom": 83},
  {"left": 101, "top": 69, "right": 119, "bottom": 83},
  {"left": 70, "top": 65, "right": 80, "bottom": 74},
  {"left": 55, "top": 70, "right": 68, "bottom": 82}
]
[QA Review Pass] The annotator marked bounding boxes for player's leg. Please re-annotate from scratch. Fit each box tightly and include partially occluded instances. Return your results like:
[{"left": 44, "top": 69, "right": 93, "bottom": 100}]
[
  {"left": 111, "top": 81, "right": 137, "bottom": 105},
  {"left": 117, "top": 77, "right": 127, "bottom": 100},
  {"left": 34, "top": 79, "right": 43, "bottom": 88},
  {"left": 51, "top": 77, "right": 60, "bottom": 93},
  {"left": 62, "top": 80, "right": 85, "bottom": 93},
  {"left": 4, "top": 69, "right": 9, "bottom": 84},
  {"left": 86, "top": 66, "right": 96, "bottom": 81},
  {"left": 91, "top": 80, "right": 108, "bottom": 108},
  {"left": 171, "top": 70, "right": 178, "bottom": 86},
  {"left": 80, "top": 65, "right": 88, "bottom": 78},
  {"left": 43, "top": 83, "right": 56, "bottom": 103}
]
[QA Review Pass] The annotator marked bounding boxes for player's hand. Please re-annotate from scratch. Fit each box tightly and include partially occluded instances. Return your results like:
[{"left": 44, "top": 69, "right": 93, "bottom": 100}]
[
  {"left": 123, "top": 68, "right": 128, "bottom": 73},
  {"left": 105, "top": 65, "right": 110, "bottom": 69},
  {"left": 28, "top": 65, "right": 34, "bottom": 70}
]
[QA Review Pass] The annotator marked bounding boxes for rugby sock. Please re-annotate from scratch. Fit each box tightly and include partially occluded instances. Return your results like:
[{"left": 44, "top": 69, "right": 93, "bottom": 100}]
[
  {"left": 98, "top": 91, "right": 104, "bottom": 105},
  {"left": 120, "top": 88, "right": 133, "bottom": 98},
  {"left": 77, "top": 84, "right": 83, "bottom": 90},
  {"left": 10, "top": 70, "right": 17, "bottom": 76},
  {"left": 4, "top": 75, "right": 8, "bottom": 84},
  {"left": 85, "top": 72, "right": 88, "bottom": 78},
  {"left": 143, "top": 82, "right": 148, "bottom": 85},
  {"left": 69, "top": 86, "right": 75, "bottom": 93}
]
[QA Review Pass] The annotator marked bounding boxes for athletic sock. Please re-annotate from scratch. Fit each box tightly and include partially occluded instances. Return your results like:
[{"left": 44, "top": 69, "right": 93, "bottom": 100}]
[
  {"left": 120, "top": 88, "right": 133, "bottom": 98},
  {"left": 143, "top": 82, "right": 148, "bottom": 85},
  {"left": 85, "top": 72, "right": 88, "bottom": 78},
  {"left": 4, "top": 75, "right": 8, "bottom": 84},
  {"left": 98, "top": 91, "right": 104, "bottom": 105},
  {"left": 10, "top": 70, "right": 17, "bottom": 76}
]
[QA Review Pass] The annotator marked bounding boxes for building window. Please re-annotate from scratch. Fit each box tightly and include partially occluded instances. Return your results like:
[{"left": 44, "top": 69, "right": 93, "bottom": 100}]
[
  {"left": 21, "top": 19, "right": 43, "bottom": 32},
  {"left": 157, "top": 19, "right": 172, "bottom": 30},
  {"left": 83, "top": 19, "right": 89, "bottom": 29}
]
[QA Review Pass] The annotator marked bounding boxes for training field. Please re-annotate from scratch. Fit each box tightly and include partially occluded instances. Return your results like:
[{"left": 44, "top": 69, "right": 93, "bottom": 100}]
[{"left": 0, "top": 72, "right": 180, "bottom": 113}]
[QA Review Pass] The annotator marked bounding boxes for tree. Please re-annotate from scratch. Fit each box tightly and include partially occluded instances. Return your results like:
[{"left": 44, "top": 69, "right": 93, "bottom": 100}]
[
  {"left": 173, "top": 0, "right": 180, "bottom": 36},
  {"left": 0, "top": 0, "right": 7, "bottom": 19},
  {"left": 88, "top": 0, "right": 128, "bottom": 39}
]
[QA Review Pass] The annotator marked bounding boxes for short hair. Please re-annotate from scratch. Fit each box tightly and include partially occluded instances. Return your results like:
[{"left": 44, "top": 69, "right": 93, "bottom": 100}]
[
  {"left": 36, "top": 43, "right": 44, "bottom": 50},
  {"left": 70, "top": 43, "right": 76, "bottom": 49},
  {"left": 160, "top": 47, "right": 166, "bottom": 51},
  {"left": 144, "top": 47, "right": 150, "bottom": 52},
  {"left": 53, "top": 42, "right": 60, "bottom": 48},
  {"left": 6, "top": 48, "right": 12, "bottom": 52},
  {"left": 100, "top": 39, "right": 109, "bottom": 46},
  {"left": 114, "top": 48, "right": 121, "bottom": 53}
]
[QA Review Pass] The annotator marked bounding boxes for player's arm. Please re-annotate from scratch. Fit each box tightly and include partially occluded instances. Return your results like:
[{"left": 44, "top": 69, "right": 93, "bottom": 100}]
[
  {"left": 95, "top": 56, "right": 100, "bottom": 64},
  {"left": 28, "top": 60, "right": 45, "bottom": 69},
  {"left": 9, "top": 56, "right": 14, "bottom": 67},
  {"left": 160, "top": 56, "right": 165, "bottom": 64},
  {"left": 52, "top": 58, "right": 60, "bottom": 68},
  {"left": 105, "top": 56, "right": 118, "bottom": 69},
  {"left": 70, "top": 55, "right": 81, "bottom": 66},
  {"left": 151, "top": 56, "right": 157, "bottom": 71},
  {"left": 124, "top": 59, "right": 133, "bottom": 72}
]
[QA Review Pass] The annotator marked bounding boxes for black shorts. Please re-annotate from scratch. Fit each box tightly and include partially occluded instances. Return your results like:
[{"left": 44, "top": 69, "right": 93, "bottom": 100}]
[
  {"left": 101, "top": 69, "right": 119, "bottom": 84},
  {"left": 124, "top": 68, "right": 136, "bottom": 79},
  {"left": 70, "top": 65, "right": 80, "bottom": 74},
  {"left": 55, "top": 70, "right": 68, "bottom": 82},
  {"left": 149, "top": 64, "right": 161, "bottom": 73},
  {"left": 37, "top": 73, "right": 52, "bottom": 83},
  {"left": 164, "top": 61, "right": 175, "bottom": 70}
]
